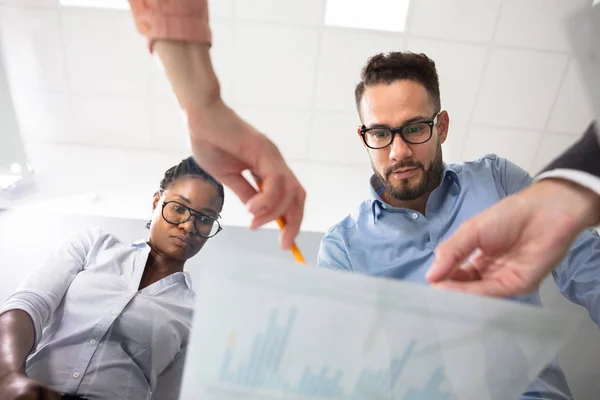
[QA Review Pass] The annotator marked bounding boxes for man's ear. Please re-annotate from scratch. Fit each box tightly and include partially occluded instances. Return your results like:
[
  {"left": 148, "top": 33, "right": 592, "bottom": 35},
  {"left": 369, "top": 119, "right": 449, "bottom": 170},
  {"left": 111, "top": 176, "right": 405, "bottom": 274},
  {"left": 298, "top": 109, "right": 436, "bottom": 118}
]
[
  {"left": 152, "top": 191, "right": 161, "bottom": 212},
  {"left": 437, "top": 111, "right": 450, "bottom": 144},
  {"left": 357, "top": 126, "right": 368, "bottom": 150}
]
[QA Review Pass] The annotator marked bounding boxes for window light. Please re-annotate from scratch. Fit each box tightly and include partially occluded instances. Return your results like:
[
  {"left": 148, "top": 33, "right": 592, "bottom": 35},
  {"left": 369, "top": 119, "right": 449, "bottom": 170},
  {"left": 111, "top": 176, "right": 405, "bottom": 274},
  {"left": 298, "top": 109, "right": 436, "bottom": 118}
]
[
  {"left": 325, "top": 0, "right": 410, "bottom": 33},
  {"left": 60, "top": 0, "right": 129, "bottom": 9}
]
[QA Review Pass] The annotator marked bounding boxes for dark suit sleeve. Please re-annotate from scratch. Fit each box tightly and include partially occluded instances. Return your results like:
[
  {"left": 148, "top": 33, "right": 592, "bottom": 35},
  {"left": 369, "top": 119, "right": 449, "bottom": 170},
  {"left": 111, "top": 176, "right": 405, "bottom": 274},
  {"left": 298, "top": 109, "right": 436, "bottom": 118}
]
[{"left": 539, "top": 122, "right": 600, "bottom": 177}]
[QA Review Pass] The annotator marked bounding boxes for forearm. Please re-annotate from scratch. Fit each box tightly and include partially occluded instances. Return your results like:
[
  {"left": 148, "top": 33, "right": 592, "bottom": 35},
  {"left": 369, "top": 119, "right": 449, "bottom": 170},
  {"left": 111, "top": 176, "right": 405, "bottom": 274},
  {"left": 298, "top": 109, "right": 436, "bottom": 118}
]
[
  {"left": 153, "top": 41, "right": 221, "bottom": 111},
  {"left": 0, "top": 310, "right": 35, "bottom": 376}
]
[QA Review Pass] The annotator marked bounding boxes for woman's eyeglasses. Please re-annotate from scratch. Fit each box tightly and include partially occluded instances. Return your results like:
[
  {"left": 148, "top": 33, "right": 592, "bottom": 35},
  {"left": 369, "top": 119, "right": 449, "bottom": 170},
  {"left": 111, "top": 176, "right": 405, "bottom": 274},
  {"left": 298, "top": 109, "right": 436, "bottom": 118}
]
[{"left": 161, "top": 201, "right": 222, "bottom": 238}]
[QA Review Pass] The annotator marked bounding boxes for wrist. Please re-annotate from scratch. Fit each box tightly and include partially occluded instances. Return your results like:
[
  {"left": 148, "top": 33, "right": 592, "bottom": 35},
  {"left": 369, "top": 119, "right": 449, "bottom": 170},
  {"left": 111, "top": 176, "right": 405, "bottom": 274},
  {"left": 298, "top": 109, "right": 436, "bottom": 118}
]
[{"left": 537, "top": 178, "right": 600, "bottom": 228}]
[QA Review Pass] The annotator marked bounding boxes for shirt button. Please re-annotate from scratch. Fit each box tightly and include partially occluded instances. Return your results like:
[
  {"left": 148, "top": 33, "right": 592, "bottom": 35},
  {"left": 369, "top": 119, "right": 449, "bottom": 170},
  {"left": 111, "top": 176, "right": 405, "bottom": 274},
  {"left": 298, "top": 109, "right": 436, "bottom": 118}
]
[
  {"left": 111, "top": 312, "right": 118, "bottom": 317},
  {"left": 412, "top": 213, "right": 418, "bottom": 220},
  {"left": 89, "top": 339, "right": 97, "bottom": 346},
  {"left": 72, "top": 372, "right": 80, "bottom": 379},
  {"left": 381, "top": 204, "right": 387, "bottom": 209}
]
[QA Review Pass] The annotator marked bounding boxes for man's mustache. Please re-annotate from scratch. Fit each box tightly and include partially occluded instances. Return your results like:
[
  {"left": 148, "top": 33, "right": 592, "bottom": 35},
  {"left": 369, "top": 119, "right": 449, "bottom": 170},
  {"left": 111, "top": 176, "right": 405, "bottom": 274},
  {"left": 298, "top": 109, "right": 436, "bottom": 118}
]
[{"left": 385, "top": 161, "right": 424, "bottom": 178}]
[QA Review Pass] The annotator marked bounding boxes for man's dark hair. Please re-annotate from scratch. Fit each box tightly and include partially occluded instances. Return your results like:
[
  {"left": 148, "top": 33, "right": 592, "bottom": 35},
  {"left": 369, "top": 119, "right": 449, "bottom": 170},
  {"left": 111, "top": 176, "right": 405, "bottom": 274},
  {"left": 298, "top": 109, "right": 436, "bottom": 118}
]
[
  {"left": 147, "top": 157, "right": 224, "bottom": 228},
  {"left": 354, "top": 52, "right": 441, "bottom": 120}
]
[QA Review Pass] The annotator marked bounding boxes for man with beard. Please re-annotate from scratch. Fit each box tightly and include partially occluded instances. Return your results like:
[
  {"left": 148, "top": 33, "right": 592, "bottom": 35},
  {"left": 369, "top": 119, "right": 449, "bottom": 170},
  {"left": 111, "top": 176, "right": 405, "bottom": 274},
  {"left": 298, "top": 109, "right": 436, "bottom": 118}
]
[{"left": 317, "top": 52, "right": 600, "bottom": 399}]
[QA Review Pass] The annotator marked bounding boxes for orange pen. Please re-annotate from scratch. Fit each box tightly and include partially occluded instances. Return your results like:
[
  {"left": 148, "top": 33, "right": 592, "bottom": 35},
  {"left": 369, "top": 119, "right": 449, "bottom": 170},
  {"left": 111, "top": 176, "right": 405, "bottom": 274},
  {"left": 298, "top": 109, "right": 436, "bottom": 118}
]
[{"left": 256, "top": 180, "right": 306, "bottom": 265}]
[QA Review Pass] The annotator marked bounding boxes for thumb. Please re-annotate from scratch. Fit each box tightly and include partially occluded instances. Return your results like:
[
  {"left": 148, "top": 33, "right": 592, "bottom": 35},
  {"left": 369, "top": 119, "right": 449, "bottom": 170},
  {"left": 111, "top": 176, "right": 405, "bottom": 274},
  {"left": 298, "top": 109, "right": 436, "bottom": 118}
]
[
  {"left": 427, "top": 219, "right": 480, "bottom": 283},
  {"left": 219, "top": 173, "right": 258, "bottom": 205}
]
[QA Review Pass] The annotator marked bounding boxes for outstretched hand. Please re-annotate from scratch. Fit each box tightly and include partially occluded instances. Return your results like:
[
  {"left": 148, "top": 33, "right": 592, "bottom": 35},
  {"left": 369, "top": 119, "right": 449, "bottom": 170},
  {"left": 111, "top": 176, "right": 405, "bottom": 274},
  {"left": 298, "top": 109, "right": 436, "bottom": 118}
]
[{"left": 427, "top": 179, "right": 600, "bottom": 297}]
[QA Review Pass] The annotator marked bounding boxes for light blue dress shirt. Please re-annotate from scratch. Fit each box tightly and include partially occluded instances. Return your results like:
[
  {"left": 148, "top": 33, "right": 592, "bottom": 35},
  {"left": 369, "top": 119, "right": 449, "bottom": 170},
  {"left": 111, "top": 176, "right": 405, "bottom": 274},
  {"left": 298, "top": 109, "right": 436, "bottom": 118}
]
[
  {"left": 318, "top": 154, "right": 600, "bottom": 400},
  {"left": 0, "top": 228, "right": 195, "bottom": 400}
]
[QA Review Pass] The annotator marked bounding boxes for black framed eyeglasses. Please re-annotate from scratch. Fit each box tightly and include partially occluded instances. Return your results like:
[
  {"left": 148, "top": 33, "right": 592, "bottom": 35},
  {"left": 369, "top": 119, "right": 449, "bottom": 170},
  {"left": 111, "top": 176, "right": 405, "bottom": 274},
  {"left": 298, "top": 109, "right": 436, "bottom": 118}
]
[
  {"left": 360, "top": 112, "right": 440, "bottom": 149},
  {"left": 161, "top": 201, "right": 223, "bottom": 239}
]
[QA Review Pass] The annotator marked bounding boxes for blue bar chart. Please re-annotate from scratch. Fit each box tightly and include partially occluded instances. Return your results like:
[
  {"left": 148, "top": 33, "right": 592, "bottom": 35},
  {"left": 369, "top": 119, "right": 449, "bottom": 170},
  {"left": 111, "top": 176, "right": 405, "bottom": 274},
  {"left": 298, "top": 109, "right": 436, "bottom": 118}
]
[{"left": 218, "top": 307, "right": 454, "bottom": 399}]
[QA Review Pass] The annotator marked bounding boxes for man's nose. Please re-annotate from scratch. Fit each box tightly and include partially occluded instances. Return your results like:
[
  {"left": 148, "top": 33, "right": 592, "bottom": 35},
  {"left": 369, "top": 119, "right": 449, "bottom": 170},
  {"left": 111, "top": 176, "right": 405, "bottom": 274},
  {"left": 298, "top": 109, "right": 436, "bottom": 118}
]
[{"left": 389, "top": 133, "right": 413, "bottom": 161}]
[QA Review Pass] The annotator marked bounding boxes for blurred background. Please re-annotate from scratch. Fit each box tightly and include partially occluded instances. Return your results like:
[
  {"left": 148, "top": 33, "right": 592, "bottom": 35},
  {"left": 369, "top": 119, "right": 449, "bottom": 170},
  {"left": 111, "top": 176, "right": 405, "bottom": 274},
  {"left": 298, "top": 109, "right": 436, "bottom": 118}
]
[{"left": 0, "top": 0, "right": 599, "bottom": 397}]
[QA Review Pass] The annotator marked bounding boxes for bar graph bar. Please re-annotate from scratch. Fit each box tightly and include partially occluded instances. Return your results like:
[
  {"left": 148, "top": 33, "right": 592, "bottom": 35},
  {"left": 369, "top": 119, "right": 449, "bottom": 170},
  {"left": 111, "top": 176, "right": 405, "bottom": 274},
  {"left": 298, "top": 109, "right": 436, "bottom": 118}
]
[
  {"left": 218, "top": 307, "right": 454, "bottom": 399},
  {"left": 403, "top": 367, "right": 452, "bottom": 400}
]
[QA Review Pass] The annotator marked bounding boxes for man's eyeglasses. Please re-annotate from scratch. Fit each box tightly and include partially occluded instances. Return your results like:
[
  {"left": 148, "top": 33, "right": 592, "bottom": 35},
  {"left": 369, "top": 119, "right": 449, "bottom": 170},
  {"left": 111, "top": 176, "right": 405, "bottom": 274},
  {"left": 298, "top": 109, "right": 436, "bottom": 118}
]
[
  {"left": 360, "top": 112, "right": 440, "bottom": 149},
  {"left": 162, "top": 201, "right": 223, "bottom": 238}
]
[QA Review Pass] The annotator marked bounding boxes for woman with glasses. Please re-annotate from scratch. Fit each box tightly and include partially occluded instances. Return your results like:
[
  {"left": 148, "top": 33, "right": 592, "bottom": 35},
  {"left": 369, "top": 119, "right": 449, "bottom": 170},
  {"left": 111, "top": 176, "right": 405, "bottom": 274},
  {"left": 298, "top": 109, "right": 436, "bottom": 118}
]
[{"left": 0, "top": 157, "right": 224, "bottom": 400}]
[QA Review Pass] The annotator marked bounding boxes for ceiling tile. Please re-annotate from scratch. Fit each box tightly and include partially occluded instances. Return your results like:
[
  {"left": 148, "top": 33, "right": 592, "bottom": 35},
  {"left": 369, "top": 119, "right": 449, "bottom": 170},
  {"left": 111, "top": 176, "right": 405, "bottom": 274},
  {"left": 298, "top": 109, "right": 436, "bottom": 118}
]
[
  {"left": 208, "top": 0, "right": 233, "bottom": 19},
  {"left": 151, "top": 100, "right": 191, "bottom": 153},
  {"left": 308, "top": 111, "right": 367, "bottom": 166},
  {"left": 473, "top": 48, "right": 568, "bottom": 130},
  {"left": 406, "top": 38, "right": 487, "bottom": 123},
  {"left": 61, "top": 8, "right": 151, "bottom": 96},
  {"left": 442, "top": 122, "right": 468, "bottom": 164},
  {"left": 11, "top": 90, "right": 74, "bottom": 143},
  {"left": 547, "top": 59, "right": 594, "bottom": 135},
  {"left": 530, "top": 133, "right": 580, "bottom": 174},
  {"left": 495, "top": 0, "right": 591, "bottom": 52},
  {"left": 325, "top": 0, "right": 409, "bottom": 32},
  {"left": 408, "top": 0, "right": 502, "bottom": 43},
  {"left": 0, "top": 6, "right": 67, "bottom": 91},
  {"left": 462, "top": 126, "right": 542, "bottom": 171},
  {"left": 315, "top": 29, "right": 404, "bottom": 113},
  {"left": 235, "top": 105, "right": 311, "bottom": 161},
  {"left": 233, "top": 23, "right": 319, "bottom": 109},
  {"left": 235, "top": 0, "right": 323, "bottom": 25},
  {"left": 73, "top": 94, "right": 151, "bottom": 148}
]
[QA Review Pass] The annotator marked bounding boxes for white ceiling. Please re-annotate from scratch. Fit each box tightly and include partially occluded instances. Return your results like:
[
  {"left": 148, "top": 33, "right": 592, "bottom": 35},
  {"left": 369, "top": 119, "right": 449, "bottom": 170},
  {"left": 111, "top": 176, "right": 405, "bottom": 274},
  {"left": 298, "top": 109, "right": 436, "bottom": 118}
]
[{"left": 0, "top": 0, "right": 594, "bottom": 232}]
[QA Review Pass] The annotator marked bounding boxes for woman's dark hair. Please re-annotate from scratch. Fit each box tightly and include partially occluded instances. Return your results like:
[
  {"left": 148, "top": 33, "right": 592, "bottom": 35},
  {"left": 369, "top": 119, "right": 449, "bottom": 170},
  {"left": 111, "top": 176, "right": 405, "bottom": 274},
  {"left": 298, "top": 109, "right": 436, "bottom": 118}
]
[
  {"left": 355, "top": 52, "right": 441, "bottom": 121},
  {"left": 147, "top": 157, "right": 225, "bottom": 228}
]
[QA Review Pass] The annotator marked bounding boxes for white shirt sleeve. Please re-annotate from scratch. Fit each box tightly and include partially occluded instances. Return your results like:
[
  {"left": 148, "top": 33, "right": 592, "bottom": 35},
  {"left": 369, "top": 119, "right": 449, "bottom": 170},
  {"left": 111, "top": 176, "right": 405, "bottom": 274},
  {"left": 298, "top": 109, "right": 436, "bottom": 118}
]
[
  {"left": 0, "top": 228, "right": 101, "bottom": 349},
  {"left": 535, "top": 169, "right": 600, "bottom": 197}
]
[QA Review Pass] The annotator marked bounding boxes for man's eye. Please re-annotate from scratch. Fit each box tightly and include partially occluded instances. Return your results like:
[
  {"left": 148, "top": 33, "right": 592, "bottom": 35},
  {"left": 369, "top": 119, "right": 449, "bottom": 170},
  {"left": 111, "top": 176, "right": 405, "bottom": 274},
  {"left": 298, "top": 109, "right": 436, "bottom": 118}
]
[{"left": 369, "top": 130, "right": 390, "bottom": 139}]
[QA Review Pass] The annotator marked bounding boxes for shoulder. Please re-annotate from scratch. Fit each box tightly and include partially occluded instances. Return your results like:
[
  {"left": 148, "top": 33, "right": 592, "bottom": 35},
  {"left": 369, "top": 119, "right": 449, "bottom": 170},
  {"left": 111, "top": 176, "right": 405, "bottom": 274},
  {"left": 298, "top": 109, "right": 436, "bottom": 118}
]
[
  {"left": 450, "top": 154, "right": 501, "bottom": 175},
  {"left": 450, "top": 153, "right": 521, "bottom": 181},
  {"left": 324, "top": 199, "right": 373, "bottom": 237},
  {"left": 64, "top": 228, "right": 130, "bottom": 256}
]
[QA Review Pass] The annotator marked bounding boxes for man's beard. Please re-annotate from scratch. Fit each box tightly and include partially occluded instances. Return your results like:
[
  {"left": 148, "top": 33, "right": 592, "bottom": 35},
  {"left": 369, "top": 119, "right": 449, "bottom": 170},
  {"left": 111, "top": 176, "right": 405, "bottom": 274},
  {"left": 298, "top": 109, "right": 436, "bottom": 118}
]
[{"left": 373, "top": 143, "right": 444, "bottom": 201}]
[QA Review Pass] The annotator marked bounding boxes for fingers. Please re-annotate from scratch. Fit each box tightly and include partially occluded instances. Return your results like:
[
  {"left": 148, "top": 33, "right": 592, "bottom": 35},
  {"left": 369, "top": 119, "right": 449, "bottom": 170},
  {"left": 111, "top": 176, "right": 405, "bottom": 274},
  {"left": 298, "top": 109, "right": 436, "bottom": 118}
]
[
  {"left": 219, "top": 173, "right": 257, "bottom": 205},
  {"left": 433, "top": 279, "right": 507, "bottom": 297},
  {"left": 244, "top": 170, "right": 305, "bottom": 249},
  {"left": 279, "top": 187, "right": 306, "bottom": 249},
  {"left": 426, "top": 219, "right": 481, "bottom": 283},
  {"left": 445, "top": 263, "right": 481, "bottom": 282},
  {"left": 433, "top": 264, "right": 537, "bottom": 298},
  {"left": 247, "top": 173, "right": 288, "bottom": 229},
  {"left": 433, "top": 278, "right": 528, "bottom": 298}
]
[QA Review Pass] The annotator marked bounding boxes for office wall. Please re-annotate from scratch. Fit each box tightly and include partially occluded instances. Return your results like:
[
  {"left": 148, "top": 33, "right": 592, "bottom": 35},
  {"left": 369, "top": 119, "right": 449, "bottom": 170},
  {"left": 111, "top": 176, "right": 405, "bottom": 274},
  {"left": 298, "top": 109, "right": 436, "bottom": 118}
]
[{"left": 0, "top": 209, "right": 598, "bottom": 398}]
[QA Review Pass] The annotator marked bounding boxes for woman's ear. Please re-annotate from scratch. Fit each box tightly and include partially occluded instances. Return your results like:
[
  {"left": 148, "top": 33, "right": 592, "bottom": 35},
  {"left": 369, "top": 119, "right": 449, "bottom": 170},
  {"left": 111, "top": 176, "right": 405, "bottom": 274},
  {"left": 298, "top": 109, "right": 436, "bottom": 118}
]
[{"left": 152, "top": 191, "right": 161, "bottom": 212}]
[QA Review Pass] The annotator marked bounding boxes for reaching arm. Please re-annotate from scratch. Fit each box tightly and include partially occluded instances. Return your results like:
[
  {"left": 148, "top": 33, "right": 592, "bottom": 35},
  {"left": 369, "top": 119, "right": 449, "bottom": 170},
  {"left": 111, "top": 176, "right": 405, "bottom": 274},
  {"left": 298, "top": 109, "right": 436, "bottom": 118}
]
[{"left": 127, "top": 1, "right": 306, "bottom": 249}]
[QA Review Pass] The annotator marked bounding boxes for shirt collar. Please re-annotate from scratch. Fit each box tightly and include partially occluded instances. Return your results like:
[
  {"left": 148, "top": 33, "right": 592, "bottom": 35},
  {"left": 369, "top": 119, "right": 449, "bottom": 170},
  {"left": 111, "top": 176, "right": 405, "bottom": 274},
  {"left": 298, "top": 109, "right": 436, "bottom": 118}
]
[
  {"left": 368, "top": 162, "right": 462, "bottom": 221},
  {"left": 131, "top": 240, "right": 193, "bottom": 291}
]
